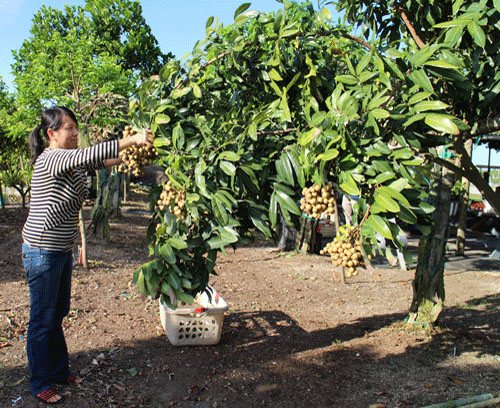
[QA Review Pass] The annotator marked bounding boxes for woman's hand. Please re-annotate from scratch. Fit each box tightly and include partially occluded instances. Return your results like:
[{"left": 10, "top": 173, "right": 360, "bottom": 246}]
[
  {"left": 134, "top": 129, "right": 154, "bottom": 147},
  {"left": 118, "top": 129, "right": 154, "bottom": 153}
]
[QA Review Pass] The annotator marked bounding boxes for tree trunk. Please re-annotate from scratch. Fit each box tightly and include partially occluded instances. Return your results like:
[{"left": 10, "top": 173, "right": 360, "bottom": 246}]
[
  {"left": 89, "top": 169, "right": 112, "bottom": 240},
  {"left": 112, "top": 172, "right": 121, "bottom": 218},
  {"left": 408, "top": 164, "right": 455, "bottom": 326},
  {"left": 456, "top": 139, "right": 473, "bottom": 255},
  {"left": 295, "top": 215, "right": 320, "bottom": 253},
  {"left": 0, "top": 181, "right": 5, "bottom": 210},
  {"left": 123, "top": 173, "right": 129, "bottom": 202},
  {"left": 79, "top": 208, "right": 89, "bottom": 269}
]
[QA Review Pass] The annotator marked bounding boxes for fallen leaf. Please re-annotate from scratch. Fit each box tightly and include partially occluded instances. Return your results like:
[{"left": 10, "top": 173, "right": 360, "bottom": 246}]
[
  {"left": 448, "top": 376, "right": 466, "bottom": 385},
  {"left": 0, "top": 342, "right": 11, "bottom": 348},
  {"left": 112, "top": 383, "right": 126, "bottom": 392}
]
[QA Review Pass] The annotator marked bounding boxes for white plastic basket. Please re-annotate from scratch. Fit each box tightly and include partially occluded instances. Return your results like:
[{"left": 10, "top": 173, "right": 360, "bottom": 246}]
[{"left": 159, "top": 286, "right": 229, "bottom": 346}]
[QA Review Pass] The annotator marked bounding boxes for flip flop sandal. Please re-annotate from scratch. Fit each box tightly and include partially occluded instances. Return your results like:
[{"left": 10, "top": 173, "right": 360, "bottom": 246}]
[{"left": 36, "top": 388, "right": 63, "bottom": 404}]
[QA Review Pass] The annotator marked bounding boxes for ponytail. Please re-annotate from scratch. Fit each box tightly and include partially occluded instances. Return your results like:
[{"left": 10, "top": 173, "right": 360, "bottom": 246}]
[
  {"left": 29, "top": 124, "right": 46, "bottom": 165},
  {"left": 28, "top": 106, "right": 78, "bottom": 165}
]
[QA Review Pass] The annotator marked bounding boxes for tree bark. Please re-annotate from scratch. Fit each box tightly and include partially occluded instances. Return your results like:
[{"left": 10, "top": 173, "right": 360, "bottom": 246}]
[
  {"left": 408, "top": 164, "right": 454, "bottom": 326},
  {"left": 456, "top": 138, "right": 473, "bottom": 255}
]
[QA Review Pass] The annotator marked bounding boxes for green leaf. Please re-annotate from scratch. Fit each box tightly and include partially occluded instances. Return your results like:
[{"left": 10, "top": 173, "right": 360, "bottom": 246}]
[
  {"left": 367, "top": 90, "right": 390, "bottom": 113},
  {"left": 172, "top": 86, "right": 192, "bottom": 99},
  {"left": 195, "top": 160, "right": 209, "bottom": 198},
  {"left": 212, "top": 194, "right": 229, "bottom": 225},
  {"left": 234, "top": 3, "right": 251, "bottom": 19},
  {"left": 286, "top": 149, "right": 305, "bottom": 188},
  {"left": 374, "top": 190, "right": 400, "bottom": 213},
  {"left": 413, "top": 100, "right": 450, "bottom": 112},
  {"left": 167, "top": 272, "right": 181, "bottom": 290},
  {"left": 356, "top": 53, "right": 372, "bottom": 75},
  {"left": 366, "top": 214, "right": 393, "bottom": 239},
  {"left": 172, "top": 123, "right": 185, "bottom": 149},
  {"left": 408, "top": 70, "right": 434, "bottom": 93},
  {"left": 336, "top": 75, "right": 358, "bottom": 85},
  {"left": 409, "top": 45, "right": 438, "bottom": 68},
  {"left": 316, "top": 149, "right": 339, "bottom": 162},
  {"left": 155, "top": 114, "right": 170, "bottom": 124},
  {"left": 389, "top": 178, "right": 409, "bottom": 191},
  {"left": 167, "top": 237, "right": 188, "bottom": 250},
  {"left": 299, "top": 127, "right": 321, "bottom": 145},
  {"left": 219, "top": 151, "right": 241, "bottom": 162},
  {"left": 220, "top": 160, "right": 236, "bottom": 176},
  {"left": 136, "top": 270, "right": 146, "bottom": 294},
  {"left": 374, "top": 171, "right": 395, "bottom": 184},
  {"left": 403, "top": 113, "right": 426, "bottom": 128},
  {"left": 248, "top": 122, "right": 257, "bottom": 141},
  {"left": 154, "top": 137, "right": 171, "bottom": 148},
  {"left": 276, "top": 154, "right": 294, "bottom": 186},
  {"left": 248, "top": 207, "right": 272, "bottom": 238},
  {"left": 418, "top": 201, "right": 435, "bottom": 214},
  {"left": 389, "top": 148, "right": 414, "bottom": 160},
  {"left": 467, "top": 21, "right": 486, "bottom": 47},
  {"left": 269, "top": 192, "right": 278, "bottom": 227},
  {"left": 191, "top": 83, "right": 202, "bottom": 98},
  {"left": 269, "top": 68, "right": 283, "bottom": 81},
  {"left": 159, "top": 243, "right": 176, "bottom": 264},
  {"left": 174, "top": 289, "right": 194, "bottom": 305},
  {"left": 275, "top": 189, "right": 300, "bottom": 215},
  {"left": 321, "top": 7, "right": 332, "bottom": 20},
  {"left": 423, "top": 60, "right": 459, "bottom": 70},
  {"left": 377, "top": 186, "right": 410, "bottom": 207},
  {"left": 409, "top": 92, "right": 432, "bottom": 105},
  {"left": 424, "top": 113, "right": 460, "bottom": 134},
  {"left": 434, "top": 18, "right": 470, "bottom": 28},
  {"left": 370, "top": 108, "right": 390, "bottom": 119},
  {"left": 397, "top": 206, "right": 418, "bottom": 224},
  {"left": 340, "top": 173, "right": 360, "bottom": 196}
]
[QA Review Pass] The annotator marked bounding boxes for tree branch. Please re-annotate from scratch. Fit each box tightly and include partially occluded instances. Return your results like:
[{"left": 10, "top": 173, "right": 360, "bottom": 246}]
[
  {"left": 341, "top": 34, "right": 372, "bottom": 50},
  {"left": 395, "top": 3, "right": 426, "bottom": 49}
]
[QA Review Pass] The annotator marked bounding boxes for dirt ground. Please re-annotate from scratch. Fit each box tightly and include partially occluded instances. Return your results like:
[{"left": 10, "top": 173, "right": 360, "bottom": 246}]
[{"left": 1, "top": 189, "right": 499, "bottom": 408}]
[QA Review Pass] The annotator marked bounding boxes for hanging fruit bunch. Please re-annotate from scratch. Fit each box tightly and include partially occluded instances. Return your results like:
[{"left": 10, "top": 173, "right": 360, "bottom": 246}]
[
  {"left": 320, "top": 225, "right": 369, "bottom": 278},
  {"left": 157, "top": 180, "right": 187, "bottom": 220},
  {"left": 118, "top": 125, "right": 158, "bottom": 177},
  {"left": 300, "top": 182, "right": 336, "bottom": 219}
]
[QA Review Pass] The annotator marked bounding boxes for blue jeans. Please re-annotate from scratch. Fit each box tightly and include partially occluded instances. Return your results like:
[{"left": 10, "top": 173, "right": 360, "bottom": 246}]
[{"left": 22, "top": 244, "right": 73, "bottom": 396}]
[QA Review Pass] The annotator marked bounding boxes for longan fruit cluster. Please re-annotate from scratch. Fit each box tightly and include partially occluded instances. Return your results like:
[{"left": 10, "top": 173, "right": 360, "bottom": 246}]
[
  {"left": 157, "top": 180, "right": 187, "bottom": 220},
  {"left": 320, "top": 225, "right": 366, "bottom": 278},
  {"left": 300, "top": 183, "right": 336, "bottom": 219},
  {"left": 118, "top": 125, "right": 158, "bottom": 177}
]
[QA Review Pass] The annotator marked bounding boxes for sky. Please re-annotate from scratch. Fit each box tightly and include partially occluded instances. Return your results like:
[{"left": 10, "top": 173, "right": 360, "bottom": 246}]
[{"left": 0, "top": 0, "right": 498, "bottom": 166}]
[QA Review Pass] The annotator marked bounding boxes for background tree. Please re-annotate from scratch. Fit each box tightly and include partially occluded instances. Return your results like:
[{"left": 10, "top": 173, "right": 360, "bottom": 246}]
[
  {"left": 0, "top": 78, "right": 29, "bottom": 209},
  {"left": 11, "top": 0, "right": 171, "bottom": 259}
]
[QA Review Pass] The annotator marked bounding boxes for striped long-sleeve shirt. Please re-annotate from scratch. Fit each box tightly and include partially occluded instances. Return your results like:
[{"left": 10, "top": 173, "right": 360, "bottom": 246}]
[{"left": 22, "top": 140, "right": 120, "bottom": 252}]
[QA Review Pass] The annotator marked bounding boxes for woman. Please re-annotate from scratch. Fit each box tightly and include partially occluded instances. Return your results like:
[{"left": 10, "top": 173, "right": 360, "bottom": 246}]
[{"left": 22, "top": 106, "right": 152, "bottom": 404}]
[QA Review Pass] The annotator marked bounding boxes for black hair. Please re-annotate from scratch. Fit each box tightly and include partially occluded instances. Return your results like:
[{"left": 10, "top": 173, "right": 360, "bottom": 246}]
[{"left": 28, "top": 106, "right": 78, "bottom": 165}]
